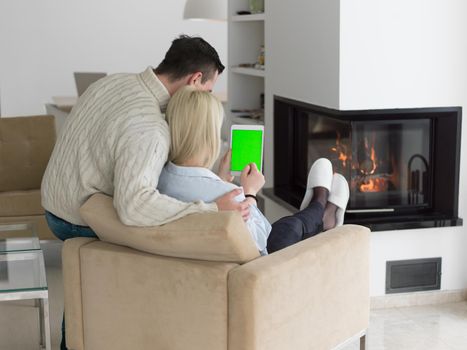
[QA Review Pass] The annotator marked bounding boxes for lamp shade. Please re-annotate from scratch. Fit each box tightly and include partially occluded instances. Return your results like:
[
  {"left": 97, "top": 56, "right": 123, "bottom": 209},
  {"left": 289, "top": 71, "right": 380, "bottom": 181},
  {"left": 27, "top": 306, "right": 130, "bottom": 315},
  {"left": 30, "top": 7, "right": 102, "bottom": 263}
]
[{"left": 183, "top": 0, "right": 227, "bottom": 21}]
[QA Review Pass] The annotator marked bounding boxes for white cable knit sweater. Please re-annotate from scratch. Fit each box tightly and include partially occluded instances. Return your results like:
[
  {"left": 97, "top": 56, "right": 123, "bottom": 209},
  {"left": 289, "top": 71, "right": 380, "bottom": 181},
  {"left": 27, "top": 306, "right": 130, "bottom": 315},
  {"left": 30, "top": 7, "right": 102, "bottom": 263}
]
[{"left": 41, "top": 67, "right": 217, "bottom": 226}]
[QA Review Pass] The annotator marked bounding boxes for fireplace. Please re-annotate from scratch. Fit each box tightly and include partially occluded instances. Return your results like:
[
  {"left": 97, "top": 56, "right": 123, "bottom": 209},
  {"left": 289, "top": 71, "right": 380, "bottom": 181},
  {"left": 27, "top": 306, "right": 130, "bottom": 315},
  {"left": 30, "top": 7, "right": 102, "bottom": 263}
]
[{"left": 273, "top": 96, "right": 462, "bottom": 231}]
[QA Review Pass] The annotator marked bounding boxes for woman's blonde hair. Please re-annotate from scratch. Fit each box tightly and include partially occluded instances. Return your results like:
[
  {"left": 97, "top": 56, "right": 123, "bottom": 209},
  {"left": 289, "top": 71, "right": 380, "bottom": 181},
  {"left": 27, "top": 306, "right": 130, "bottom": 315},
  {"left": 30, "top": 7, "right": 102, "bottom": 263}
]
[{"left": 166, "top": 86, "right": 224, "bottom": 169}]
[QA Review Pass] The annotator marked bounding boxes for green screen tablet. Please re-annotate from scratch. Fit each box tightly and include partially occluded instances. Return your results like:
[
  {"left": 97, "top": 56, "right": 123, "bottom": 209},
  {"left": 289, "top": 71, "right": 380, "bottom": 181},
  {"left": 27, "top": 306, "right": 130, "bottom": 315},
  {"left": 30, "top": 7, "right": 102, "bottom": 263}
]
[{"left": 230, "top": 125, "right": 264, "bottom": 175}]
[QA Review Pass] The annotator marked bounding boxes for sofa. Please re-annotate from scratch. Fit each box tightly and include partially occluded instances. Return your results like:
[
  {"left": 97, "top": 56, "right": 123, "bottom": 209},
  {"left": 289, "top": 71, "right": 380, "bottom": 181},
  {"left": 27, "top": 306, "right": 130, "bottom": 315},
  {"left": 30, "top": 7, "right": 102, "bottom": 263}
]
[
  {"left": 0, "top": 115, "right": 56, "bottom": 240},
  {"left": 63, "top": 193, "right": 370, "bottom": 350}
]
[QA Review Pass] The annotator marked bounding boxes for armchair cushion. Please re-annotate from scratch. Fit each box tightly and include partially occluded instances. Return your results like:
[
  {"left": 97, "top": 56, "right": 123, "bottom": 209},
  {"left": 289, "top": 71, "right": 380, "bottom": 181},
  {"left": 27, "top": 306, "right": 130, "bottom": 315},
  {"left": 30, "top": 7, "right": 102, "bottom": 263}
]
[{"left": 80, "top": 193, "right": 260, "bottom": 263}]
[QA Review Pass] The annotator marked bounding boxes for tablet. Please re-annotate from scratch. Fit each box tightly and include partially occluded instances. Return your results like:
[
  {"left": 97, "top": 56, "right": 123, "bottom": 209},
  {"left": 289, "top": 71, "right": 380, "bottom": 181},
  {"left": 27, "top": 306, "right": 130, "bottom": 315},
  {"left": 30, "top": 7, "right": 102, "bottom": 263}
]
[{"left": 230, "top": 124, "right": 264, "bottom": 176}]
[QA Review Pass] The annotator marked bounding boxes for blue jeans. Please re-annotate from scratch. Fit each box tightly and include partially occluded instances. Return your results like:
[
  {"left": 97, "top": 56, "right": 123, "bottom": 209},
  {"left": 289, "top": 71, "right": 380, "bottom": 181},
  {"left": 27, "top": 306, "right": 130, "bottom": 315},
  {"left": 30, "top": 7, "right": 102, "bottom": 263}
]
[
  {"left": 267, "top": 201, "right": 324, "bottom": 253},
  {"left": 45, "top": 211, "right": 97, "bottom": 350},
  {"left": 45, "top": 211, "right": 97, "bottom": 240}
]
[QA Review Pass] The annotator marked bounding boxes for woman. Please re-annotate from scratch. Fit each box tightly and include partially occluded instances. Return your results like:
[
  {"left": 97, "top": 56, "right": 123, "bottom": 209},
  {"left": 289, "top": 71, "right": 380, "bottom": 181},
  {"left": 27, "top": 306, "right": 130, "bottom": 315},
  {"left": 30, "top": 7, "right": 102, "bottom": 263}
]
[{"left": 158, "top": 87, "right": 349, "bottom": 254}]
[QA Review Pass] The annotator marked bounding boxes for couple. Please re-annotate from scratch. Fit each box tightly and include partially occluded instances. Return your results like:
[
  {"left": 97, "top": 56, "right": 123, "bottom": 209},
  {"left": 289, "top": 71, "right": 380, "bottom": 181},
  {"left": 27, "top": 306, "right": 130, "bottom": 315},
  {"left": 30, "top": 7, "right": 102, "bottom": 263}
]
[
  {"left": 41, "top": 35, "right": 349, "bottom": 349},
  {"left": 158, "top": 86, "right": 350, "bottom": 255},
  {"left": 42, "top": 34, "right": 348, "bottom": 248}
]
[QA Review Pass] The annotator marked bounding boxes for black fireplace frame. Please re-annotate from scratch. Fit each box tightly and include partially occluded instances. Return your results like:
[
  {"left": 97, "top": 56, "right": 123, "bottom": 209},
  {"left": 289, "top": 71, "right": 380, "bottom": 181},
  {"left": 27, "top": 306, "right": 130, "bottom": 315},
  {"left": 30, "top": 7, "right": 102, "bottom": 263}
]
[{"left": 273, "top": 95, "right": 463, "bottom": 231}]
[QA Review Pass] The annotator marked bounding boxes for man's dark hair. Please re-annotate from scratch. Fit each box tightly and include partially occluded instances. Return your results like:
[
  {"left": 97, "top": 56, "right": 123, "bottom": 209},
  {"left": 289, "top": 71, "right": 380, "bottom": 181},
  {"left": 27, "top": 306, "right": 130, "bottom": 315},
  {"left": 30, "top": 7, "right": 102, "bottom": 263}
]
[{"left": 155, "top": 35, "right": 225, "bottom": 83}]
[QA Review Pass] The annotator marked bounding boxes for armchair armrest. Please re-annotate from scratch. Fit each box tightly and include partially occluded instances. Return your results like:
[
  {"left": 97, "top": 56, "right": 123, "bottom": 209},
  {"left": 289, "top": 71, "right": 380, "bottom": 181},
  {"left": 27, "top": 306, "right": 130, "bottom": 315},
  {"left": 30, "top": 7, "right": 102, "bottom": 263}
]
[
  {"left": 62, "top": 237, "right": 98, "bottom": 350},
  {"left": 228, "top": 225, "right": 370, "bottom": 350}
]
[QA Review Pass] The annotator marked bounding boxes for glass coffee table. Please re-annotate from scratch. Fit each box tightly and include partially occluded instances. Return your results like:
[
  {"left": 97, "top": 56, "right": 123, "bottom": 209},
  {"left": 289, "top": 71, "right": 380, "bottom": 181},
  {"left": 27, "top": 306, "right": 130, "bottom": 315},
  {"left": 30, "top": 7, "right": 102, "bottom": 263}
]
[{"left": 0, "top": 223, "right": 51, "bottom": 350}]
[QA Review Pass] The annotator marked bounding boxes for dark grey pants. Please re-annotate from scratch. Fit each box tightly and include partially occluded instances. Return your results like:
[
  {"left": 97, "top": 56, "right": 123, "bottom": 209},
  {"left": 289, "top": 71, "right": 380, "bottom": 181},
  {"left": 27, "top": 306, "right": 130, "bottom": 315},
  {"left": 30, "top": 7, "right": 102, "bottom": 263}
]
[{"left": 267, "top": 201, "right": 324, "bottom": 253}]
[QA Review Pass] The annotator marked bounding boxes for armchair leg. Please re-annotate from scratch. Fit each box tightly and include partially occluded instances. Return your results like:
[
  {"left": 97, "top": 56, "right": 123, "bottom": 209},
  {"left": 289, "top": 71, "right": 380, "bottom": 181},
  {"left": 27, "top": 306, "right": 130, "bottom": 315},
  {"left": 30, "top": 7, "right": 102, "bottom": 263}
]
[{"left": 359, "top": 334, "right": 366, "bottom": 350}]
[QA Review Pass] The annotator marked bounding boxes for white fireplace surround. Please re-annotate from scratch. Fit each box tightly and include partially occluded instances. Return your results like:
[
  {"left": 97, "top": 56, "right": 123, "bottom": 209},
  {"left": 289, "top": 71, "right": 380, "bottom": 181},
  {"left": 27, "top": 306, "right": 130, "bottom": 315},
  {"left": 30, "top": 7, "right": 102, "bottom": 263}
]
[{"left": 263, "top": 0, "right": 467, "bottom": 297}]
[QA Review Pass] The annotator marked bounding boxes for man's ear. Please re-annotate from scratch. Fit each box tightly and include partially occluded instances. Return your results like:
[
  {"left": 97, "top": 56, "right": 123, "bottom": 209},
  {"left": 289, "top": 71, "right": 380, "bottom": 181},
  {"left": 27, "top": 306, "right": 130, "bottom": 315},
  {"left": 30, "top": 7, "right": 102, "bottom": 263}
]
[{"left": 187, "top": 72, "right": 203, "bottom": 86}]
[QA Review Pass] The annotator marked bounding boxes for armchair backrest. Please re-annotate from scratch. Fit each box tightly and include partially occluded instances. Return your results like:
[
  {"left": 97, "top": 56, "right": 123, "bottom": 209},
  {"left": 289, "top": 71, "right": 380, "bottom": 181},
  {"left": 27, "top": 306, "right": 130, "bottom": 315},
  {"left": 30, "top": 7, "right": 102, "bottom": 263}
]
[
  {"left": 80, "top": 193, "right": 260, "bottom": 263},
  {"left": 0, "top": 115, "right": 56, "bottom": 191}
]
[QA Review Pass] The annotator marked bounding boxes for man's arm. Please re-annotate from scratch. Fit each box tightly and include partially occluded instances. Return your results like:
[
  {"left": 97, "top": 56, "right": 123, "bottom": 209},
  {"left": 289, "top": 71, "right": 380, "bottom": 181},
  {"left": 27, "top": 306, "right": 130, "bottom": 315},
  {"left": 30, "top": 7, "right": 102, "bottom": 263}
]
[
  {"left": 112, "top": 123, "right": 216, "bottom": 226},
  {"left": 112, "top": 123, "right": 248, "bottom": 226}
]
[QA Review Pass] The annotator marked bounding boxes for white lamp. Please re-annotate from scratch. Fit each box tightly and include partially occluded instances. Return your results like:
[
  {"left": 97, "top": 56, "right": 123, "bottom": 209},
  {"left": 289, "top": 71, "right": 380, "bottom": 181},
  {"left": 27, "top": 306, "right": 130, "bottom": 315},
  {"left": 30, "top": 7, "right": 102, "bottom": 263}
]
[{"left": 183, "top": 0, "right": 227, "bottom": 21}]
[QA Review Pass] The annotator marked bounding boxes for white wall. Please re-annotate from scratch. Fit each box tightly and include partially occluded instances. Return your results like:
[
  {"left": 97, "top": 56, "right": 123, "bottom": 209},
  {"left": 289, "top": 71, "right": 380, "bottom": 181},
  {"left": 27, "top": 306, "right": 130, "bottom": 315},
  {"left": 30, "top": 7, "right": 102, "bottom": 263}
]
[
  {"left": 264, "top": 0, "right": 340, "bottom": 187},
  {"left": 266, "top": 0, "right": 340, "bottom": 109},
  {"left": 340, "top": 0, "right": 467, "bottom": 296},
  {"left": 0, "top": 0, "right": 227, "bottom": 116}
]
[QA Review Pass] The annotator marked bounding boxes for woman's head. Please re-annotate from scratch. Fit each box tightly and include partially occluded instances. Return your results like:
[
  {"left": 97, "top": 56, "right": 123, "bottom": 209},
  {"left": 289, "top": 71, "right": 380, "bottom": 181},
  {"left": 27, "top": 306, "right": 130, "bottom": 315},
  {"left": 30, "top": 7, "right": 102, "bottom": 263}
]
[{"left": 166, "top": 86, "right": 224, "bottom": 169}]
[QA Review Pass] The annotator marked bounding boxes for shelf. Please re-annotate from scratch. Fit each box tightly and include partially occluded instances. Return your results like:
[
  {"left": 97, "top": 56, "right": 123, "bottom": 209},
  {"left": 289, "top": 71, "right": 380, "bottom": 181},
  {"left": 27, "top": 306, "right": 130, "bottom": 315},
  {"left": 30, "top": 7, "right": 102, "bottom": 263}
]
[
  {"left": 231, "top": 67, "right": 265, "bottom": 77},
  {"left": 232, "top": 115, "right": 264, "bottom": 125},
  {"left": 231, "top": 13, "right": 265, "bottom": 22}
]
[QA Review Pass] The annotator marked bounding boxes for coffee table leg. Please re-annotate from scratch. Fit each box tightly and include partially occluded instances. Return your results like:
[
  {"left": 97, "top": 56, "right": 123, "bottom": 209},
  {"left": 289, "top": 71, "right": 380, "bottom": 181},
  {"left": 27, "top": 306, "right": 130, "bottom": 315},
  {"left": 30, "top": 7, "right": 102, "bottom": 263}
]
[
  {"left": 35, "top": 299, "right": 44, "bottom": 347},
  {"left": 37, "top": 297, "right": 51, "bottom": 350}
]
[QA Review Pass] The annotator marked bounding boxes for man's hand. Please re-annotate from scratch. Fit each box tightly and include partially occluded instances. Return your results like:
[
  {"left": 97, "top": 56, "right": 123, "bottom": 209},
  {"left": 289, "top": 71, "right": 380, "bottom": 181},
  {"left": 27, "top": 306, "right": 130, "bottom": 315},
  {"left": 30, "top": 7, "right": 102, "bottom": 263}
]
[
  {"left": 240, "top": 163, "right": 265, "bottom": 196},
  {"left": 216, "top": 189, "right": 250, "bottom": 221},
  {"left": 217, "top": 149, "right": 235, "bottom": 183}
]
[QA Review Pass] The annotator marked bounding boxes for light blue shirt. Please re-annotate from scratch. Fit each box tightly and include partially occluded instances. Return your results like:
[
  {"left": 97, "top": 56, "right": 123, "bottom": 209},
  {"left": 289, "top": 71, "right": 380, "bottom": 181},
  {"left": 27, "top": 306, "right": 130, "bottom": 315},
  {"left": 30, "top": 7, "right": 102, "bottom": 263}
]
[{"left": 158, "top": 162, "right": 271, "bottom": 255}]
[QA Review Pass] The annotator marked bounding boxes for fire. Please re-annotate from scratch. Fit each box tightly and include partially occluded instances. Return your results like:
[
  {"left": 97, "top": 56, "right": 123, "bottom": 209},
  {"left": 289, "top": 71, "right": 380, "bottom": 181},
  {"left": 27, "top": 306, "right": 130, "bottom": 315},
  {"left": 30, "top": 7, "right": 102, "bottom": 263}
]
[
  {"left": 330, "top": 132, "right": 349, "bottom": 167},
  {"left": 338, "top": 152, "right": 348, "bottom": 166},
  {"left": 357, "top": 136, "right": 395, "bottom": 192},
  {"left": 358, "top": 137, "right": 377, "bottom": 176},
  {"left": 331, "top": 132, "right": 394, "bottom": 193},
  {"left": 369, "top": 147, "right": 377, "bottom": 174},
  {"left": 358, "top": 136, "right": 388, "bottom": 192},
  {"left": 359, "top": 177, "right": 388, "bottom": 192}
]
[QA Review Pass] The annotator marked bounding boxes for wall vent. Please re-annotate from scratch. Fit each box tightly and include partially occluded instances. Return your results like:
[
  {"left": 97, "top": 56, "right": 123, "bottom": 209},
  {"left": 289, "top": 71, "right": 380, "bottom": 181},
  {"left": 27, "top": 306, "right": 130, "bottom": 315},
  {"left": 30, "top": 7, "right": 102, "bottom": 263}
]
[{"left": 386, "top": 258, "right": 441, "bottom": 294}]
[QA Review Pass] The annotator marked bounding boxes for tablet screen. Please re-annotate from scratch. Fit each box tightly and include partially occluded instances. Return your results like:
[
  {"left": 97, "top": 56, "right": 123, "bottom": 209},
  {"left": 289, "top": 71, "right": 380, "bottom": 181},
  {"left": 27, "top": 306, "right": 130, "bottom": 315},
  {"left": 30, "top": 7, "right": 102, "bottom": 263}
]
[{"left": 231, "top": 128, "right": 263, "bottom": 173}]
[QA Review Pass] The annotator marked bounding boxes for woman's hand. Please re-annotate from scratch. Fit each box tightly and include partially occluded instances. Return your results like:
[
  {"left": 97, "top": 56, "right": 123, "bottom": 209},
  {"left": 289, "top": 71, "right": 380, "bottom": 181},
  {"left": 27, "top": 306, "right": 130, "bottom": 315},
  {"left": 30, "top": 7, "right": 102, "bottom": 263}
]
[
  {"left": 240, "top": 163, "right": 265, "bottom": 196},
  {"left": 217, "top": 149, "right": 235, "bottom": 182}
]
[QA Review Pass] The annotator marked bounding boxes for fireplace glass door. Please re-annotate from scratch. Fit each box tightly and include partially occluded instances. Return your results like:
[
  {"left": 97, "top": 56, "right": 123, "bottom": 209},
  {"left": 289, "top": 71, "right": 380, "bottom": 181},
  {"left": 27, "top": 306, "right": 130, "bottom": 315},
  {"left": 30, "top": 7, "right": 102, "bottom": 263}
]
[
  {"left": 305, "top": 117, "right": 433, "bottom": 211},
  {"left": 349, "top": 119, "right": 432, "bottom": 210}
]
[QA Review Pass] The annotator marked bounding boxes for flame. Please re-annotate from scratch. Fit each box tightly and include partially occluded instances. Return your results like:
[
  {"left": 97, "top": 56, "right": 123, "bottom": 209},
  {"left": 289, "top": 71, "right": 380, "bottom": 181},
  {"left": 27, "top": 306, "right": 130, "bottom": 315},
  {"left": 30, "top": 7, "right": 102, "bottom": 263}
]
[
  {"left": 331, "top": 132, "right": 394, "bottom": 194},
  {"left": 369, "top": 145, "right": 377, "bottom": 175},
  {"left": 338, "top": 152, "right": 348, "bottom": 167},
  {"left": 330, "top": 132, "right": 349, "bottom": 167},
  {"left": 357, "top": 136, "right": 389, "bottom": 192},
  {"left": 359, "top": 177, "right": 388, "bottom": 192}
]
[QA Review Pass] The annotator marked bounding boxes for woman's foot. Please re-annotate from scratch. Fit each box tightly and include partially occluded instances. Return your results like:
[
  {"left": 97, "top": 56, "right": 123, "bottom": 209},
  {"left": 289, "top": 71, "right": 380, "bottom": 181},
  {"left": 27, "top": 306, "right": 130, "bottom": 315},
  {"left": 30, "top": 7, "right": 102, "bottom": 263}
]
[
  {"left": 311, "top": 186, "right": 329, "bottom": 208},
  {"left": 300, "top": 158, "right": 333, "bottom": 210},
  {"left": 328, "top": 173, "right": 350, "bottom": 227},
  {"left": 323, "top": 202, "right": 338, "bottom": 230}
]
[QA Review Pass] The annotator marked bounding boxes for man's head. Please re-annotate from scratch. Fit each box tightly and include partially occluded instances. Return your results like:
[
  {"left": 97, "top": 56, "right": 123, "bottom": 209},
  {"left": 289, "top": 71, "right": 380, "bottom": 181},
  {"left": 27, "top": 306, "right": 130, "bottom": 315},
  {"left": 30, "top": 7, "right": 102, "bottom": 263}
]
[{"left": 155, "top": 35, "right": 225, "bottom": 94}]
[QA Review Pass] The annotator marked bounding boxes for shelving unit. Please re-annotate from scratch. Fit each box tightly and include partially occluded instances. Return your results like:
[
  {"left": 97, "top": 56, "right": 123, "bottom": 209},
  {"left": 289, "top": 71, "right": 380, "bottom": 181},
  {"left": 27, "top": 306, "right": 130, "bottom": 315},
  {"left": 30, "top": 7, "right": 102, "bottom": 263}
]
[
  {"left": 227, "top": 0, "right": 265, "bottom": 130},
  {"left": 227, "top": 1, "right": 270, "bottom": 218},
  {"left": 231, "top": 66, "right": 265, "bottom": 77}
]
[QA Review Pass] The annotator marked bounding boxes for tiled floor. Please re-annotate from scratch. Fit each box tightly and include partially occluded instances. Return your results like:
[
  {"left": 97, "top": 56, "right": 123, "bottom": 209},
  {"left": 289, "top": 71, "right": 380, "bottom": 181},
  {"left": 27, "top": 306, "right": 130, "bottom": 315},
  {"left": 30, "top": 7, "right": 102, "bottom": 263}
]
[
  {"left": 1, "top": 241, "right": 467, "bottom": 350},
  {"left": 342, "top": 302, "right": 467, "bottom": 350},
  {"left": 0, "top": 241, "right": 64, "bottom": 350}
]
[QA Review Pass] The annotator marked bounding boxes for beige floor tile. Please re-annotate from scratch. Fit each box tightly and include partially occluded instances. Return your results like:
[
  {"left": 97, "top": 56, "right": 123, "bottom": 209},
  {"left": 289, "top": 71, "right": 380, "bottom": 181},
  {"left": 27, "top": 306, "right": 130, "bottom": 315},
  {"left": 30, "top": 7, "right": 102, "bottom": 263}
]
[{"left": 342, "top": 301, "right": 467, "bottom": 350}]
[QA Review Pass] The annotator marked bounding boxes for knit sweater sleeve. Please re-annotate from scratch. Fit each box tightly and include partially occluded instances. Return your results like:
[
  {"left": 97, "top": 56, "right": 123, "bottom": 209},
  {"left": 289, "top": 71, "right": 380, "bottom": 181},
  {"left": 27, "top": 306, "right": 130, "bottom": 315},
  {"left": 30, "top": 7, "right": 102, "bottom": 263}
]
[{"left": 112, "top": 121, "right": 217, "bottom": 226}]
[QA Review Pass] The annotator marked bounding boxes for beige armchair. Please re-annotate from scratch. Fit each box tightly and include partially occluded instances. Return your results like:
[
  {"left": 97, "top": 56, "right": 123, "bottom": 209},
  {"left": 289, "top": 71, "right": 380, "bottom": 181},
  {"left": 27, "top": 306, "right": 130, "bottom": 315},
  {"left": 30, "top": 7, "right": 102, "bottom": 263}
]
[
  {"left": 63, "top": 194, "right": 370, "bottom": 350},
  {"left": 0, "top": 115, "right": 56, "bottom": 240}
]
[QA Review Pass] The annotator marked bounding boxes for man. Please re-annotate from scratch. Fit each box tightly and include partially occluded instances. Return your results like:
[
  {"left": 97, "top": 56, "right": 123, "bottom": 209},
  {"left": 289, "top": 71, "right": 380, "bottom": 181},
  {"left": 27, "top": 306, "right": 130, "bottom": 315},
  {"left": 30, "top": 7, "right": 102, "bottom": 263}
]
[
  {"left": 42, "top": 35, "right": 251, "bottom": 239},
  {"left": 41, "top": 35, "right": 255, "bottom": 349}
]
